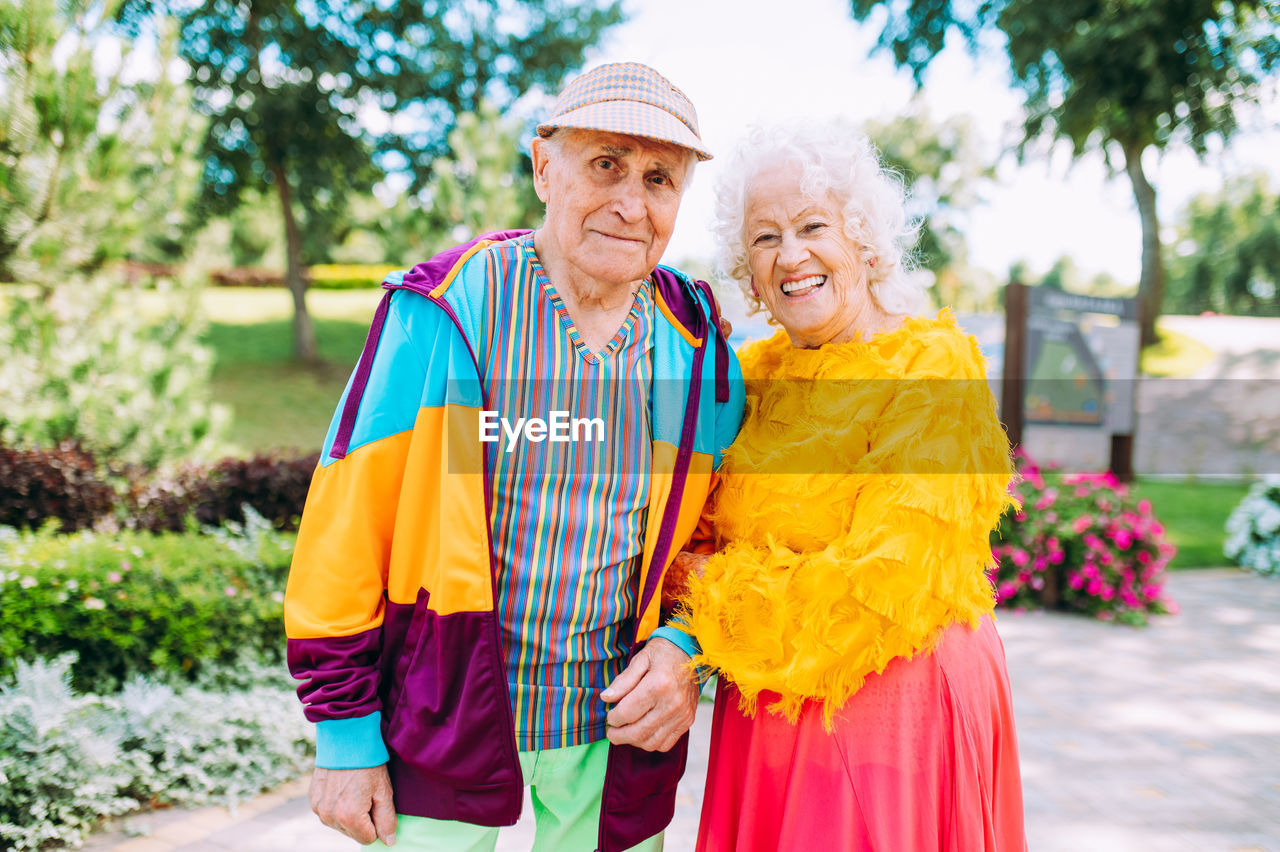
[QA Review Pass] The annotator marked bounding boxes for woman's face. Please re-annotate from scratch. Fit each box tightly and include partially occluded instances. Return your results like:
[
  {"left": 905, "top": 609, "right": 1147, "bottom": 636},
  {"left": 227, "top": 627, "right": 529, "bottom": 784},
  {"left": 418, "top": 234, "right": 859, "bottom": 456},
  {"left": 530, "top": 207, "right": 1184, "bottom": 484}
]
[{"left": 744, "top": 164, "right": 877, "bottom": 349}]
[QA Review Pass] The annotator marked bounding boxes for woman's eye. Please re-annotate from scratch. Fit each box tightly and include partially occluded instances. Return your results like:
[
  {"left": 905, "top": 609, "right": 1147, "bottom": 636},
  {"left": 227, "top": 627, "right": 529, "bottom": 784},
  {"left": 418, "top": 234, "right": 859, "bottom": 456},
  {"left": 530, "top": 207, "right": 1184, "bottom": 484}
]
[
  {"left": 803, "top": 222, "right": 826, "bottom": 233},
  {"left": 752, "top": 234, "right": 778, "bottom": 246}
]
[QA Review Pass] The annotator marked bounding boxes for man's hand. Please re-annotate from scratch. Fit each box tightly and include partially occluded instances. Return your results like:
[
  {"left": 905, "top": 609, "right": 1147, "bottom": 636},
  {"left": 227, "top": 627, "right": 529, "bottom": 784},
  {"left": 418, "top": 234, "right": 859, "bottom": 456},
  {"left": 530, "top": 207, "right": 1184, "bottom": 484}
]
[
  {"left": 310, "top": 765, "right": 397, "bottom": 847},
  {"left": 600, "top": 637, "right": 699, "bottom": 752}
]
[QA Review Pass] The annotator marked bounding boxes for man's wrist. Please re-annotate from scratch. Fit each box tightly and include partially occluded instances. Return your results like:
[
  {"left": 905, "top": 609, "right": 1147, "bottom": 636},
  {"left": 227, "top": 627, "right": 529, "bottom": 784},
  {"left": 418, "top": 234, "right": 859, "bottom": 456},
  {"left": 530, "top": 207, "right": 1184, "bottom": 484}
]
[
  {"left": 650, "top": 625, "right": 699, "bottom": 658},
  {"left": 315, "top": 712, "right": 390, "bottom": 769}
]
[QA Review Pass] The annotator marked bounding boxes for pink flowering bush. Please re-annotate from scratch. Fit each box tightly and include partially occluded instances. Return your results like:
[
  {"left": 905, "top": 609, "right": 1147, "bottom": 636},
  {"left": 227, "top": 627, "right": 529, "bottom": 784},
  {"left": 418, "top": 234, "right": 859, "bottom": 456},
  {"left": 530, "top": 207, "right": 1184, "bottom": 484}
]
[{"left": 989, "top": 452, "right": 1177, "bottom": 626}]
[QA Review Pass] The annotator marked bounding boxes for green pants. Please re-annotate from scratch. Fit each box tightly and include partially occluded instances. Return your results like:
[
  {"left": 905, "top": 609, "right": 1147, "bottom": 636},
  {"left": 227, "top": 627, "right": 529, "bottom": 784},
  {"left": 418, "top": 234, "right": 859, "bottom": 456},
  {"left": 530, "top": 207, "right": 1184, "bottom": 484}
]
[{"left": 366, "top": 738, "right": 663, "bottom": 852}]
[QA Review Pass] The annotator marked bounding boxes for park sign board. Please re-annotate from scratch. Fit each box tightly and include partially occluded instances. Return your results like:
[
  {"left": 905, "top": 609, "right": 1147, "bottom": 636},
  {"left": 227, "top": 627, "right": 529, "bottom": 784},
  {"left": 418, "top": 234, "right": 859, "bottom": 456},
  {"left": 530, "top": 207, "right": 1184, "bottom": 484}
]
[{"left": 1023, "top": 288, "right": 1140, "bottom": 434}]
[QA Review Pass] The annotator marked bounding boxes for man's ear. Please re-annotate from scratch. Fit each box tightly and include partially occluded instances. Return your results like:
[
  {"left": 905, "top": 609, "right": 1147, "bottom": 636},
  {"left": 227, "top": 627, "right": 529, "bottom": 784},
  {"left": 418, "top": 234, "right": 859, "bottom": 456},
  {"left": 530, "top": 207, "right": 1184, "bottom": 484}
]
[{"left": 530, "top": 137, "right": 554, "bottom": 204}]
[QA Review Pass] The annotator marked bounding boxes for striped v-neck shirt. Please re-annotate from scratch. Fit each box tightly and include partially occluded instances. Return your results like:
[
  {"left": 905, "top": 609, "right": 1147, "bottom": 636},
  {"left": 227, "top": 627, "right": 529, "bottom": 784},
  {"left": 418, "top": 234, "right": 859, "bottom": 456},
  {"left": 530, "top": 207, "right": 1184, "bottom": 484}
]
[{"left": 480, "top": 234, "right": 654, "bottom": 750}]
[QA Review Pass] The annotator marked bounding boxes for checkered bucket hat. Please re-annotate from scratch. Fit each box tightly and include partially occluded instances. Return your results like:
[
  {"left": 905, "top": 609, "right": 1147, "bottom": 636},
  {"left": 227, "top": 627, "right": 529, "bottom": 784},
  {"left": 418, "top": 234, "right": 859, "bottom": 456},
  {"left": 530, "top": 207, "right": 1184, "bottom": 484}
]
[{"left": 536, "top": 62, "right": 712, "bottom": 161}]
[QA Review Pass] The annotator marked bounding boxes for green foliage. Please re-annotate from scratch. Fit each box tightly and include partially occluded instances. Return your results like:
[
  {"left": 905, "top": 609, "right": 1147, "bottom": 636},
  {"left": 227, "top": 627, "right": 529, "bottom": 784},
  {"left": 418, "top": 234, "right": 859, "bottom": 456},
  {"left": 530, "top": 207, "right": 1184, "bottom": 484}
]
[
  {"left": 0, "top": 1, "right": 205, "bottom": 284},
  {"left": 176, "top": 0, "right": 623, "bottom": 358},
  {"left": 227, "top": 191, "right": 287, "bottom": 269},
  {"left": 0, "top": 656, "right": 137, "bottom": 851},
  {"left": 1014, "top": 255, "right": 1131, "bottom": 297},
  {"left": 0, "top": 275, "right": 225, "bottom": 469},
  {"left": 0, "top": 523, "right": 292, "bottom": 693},
  {"left": 1131, "top": 477, "right": 1251, "bottom": 568},
  {"left": 179, "top": 0, "right": 624, "bottom": 205},
  {"left": 848, "top": 0, "right": 1280, "bottom": 341},
  {"left": 0, "top": 654, "right": 312, "bottom": 851},
  {"left": 864, "top": 101, "right": 995, "bottom": 310},
  {"left": 0, "top": 3, "right": 222, "bottom": 467},
  {"left": 850, "top": 1, "right": 1279, "bottom": 151},
  {"left": 179, "top": 0, "right": 383, "bottom": 244},
  {"left": 373, "top": 101, "right": 545, "bottom": 263},
  {"left": 424, "top": 100, "right": 546, "bottom": 243},
  {"left": 1166, "top": 173, "right": 1280, "bottom": 316},
  {"left": 996, "top": 2, "right": 1280, "bottom": 159}
]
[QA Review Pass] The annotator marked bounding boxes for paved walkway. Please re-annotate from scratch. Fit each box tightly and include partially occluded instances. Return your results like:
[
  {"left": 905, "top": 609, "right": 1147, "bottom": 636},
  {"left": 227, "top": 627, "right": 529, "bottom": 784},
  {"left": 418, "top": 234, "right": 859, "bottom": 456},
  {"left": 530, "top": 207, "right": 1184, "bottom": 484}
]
[{"left": 88, "top": 569, "right": 1280, "bottom": 851}]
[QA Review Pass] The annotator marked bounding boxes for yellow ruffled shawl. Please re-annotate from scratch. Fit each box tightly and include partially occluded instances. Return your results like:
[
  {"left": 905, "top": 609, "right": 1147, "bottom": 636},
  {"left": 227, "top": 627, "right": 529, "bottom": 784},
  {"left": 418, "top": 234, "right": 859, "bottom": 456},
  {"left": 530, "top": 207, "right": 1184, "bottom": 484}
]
[{"left": 679, "top": 310, "right": 1016, "bottom": 725}]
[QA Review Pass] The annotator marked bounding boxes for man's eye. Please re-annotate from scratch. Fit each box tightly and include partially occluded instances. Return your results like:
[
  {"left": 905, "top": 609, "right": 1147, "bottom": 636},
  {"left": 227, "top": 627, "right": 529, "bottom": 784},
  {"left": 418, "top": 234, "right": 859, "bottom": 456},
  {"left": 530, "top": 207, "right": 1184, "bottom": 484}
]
[
  {"left": 648, "top": 174, "right": 669, "bottom": 186},
  {"left": 596, "top": 159, "right": 617, "bottom": 170}
]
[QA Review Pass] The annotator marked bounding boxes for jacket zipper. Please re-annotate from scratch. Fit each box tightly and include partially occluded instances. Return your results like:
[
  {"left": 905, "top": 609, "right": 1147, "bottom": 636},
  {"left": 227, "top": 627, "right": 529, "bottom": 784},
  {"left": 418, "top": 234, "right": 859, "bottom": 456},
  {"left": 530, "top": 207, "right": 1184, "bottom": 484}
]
[
  {"left": 423, "top": 290, "right": 524, "bottom": 824},
  {"left": 597, "top": 282, "right": 710, "bottom": 852}
]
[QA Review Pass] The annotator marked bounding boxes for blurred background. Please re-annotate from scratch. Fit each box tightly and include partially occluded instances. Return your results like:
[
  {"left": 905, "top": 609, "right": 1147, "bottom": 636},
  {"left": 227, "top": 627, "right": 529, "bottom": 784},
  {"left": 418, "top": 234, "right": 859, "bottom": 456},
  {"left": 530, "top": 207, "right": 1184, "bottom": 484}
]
[
  {"left": 2, "top": 0, "right": 1279, "bottom": 850},
  {"left": 2, "top": 0, "right": 1278, "bottom": 461}
]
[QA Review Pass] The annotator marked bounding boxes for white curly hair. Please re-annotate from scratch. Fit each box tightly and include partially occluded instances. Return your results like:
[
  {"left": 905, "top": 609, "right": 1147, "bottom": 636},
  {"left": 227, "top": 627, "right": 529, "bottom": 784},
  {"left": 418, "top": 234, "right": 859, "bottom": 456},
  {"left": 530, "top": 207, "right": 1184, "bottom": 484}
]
[{"left": 712, "top": 121, "right": 928, "bottom": 317}]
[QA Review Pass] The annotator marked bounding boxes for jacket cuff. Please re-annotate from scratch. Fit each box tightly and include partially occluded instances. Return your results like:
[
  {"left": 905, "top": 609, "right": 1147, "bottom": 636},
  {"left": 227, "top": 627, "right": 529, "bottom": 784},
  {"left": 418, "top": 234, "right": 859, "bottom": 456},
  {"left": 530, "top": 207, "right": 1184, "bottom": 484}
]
[
  {"left": 650, "top": 624, "right": 700, "bottom": 658},
  {"left": 315, "top": 712, "right": 390, "bottom": 769}
]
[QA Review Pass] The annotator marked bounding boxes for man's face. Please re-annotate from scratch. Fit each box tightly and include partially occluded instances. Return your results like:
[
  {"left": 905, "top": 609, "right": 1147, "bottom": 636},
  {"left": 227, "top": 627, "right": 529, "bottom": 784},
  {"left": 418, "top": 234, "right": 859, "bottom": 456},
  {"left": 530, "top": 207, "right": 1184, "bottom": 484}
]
[{"left": 532, "top": 130, "right": 690, "bottom": 291}]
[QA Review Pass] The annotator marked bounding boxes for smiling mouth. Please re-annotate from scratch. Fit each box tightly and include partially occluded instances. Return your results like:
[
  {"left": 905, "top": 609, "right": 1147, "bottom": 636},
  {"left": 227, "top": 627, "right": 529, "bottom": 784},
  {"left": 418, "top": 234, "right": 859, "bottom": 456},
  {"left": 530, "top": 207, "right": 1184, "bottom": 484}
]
[
  {"left": 781, "top": 275, "right": 826, "bottom": 296},
  {"left": 598, "top": 232, "right": 644, "bottom": 244}
]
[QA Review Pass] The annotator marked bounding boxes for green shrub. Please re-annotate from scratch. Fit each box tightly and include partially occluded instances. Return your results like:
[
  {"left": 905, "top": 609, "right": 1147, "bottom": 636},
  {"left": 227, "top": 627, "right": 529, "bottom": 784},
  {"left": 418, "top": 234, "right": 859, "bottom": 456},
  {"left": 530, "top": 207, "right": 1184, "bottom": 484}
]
[
  {"left": 0, "top": 276, "right": 225, "bottom": 470},
  {"left": 0, "top": 656, "right": 137, "bottom": 850},
  {"left": 0, "top": 655, "right": 312, "bottom": 851},
  {"left": 115, "top": 657, "right": 312, "bottom": 809},
  {"left": 307, "top": 264, "right": 395, "bottom": 289},
  {"left": 0, "top": 522, "right": 292, "bottom": 692}
]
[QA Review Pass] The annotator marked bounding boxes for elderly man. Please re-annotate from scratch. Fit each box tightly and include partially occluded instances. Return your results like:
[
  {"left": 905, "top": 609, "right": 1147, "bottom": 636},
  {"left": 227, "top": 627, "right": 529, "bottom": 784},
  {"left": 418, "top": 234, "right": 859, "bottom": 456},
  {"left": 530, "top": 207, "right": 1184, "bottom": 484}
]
[{"left": 284, "top": 62, "right": 744, "bottom": 852}]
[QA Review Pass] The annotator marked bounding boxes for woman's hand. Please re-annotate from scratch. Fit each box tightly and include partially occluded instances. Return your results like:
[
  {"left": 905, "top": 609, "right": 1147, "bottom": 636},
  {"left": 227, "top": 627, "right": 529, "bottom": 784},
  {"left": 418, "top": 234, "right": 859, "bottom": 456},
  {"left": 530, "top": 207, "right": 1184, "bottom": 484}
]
[{"left": 661, "top": 550, "right": 712, "bottom": 610}]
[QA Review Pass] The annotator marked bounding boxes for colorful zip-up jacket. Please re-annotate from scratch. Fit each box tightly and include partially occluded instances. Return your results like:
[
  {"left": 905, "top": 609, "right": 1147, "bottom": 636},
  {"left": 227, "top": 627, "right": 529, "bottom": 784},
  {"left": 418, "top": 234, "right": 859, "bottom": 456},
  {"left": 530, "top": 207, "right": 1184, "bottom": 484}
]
[{"left": 285, "top": 231, "right": 745, "bottom": 852}]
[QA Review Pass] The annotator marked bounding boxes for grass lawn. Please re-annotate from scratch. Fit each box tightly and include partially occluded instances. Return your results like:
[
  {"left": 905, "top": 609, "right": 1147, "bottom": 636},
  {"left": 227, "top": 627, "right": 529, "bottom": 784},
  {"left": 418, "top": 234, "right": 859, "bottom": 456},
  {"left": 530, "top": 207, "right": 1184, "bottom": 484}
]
[
  {"left": 1129, "top": 477, "right": 1251, "bottom": 569},
  {"left": 1140, "top": 324, "right": 1217, "bottom": 377},
  {"left": 198, "top": 289, "right": 384, "bottom": 457}
]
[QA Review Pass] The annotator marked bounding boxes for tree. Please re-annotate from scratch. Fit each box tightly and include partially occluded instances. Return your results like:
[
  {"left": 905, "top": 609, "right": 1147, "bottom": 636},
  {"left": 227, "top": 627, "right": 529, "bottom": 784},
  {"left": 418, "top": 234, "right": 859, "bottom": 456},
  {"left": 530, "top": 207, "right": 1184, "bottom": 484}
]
[
  {"left": 373, "top": 101, "right": 547, "bottom": 263},
  {"left": 0, "top": 0, "right": 203, "bottom": 286},
  {"left": 1166, "top": 173, "right": 1280, "bottom": 315},
  {"left": 422, "top": 100, "right": 545, "bottom": 246},
  {"left": 0, "top": 1, "right": 221, "bottom": 466},
  {"left": 849, "top": 0, "right": 1280, "bottom": 344},
  {"left": 174, "top": 0, "right": 624, "bottom": 362},
  {"left": 1011, "top": 254, "right": 1130, "bottom": 297},
  {"left": 863, "top": 100, "right": 995, "bottom": 309}
]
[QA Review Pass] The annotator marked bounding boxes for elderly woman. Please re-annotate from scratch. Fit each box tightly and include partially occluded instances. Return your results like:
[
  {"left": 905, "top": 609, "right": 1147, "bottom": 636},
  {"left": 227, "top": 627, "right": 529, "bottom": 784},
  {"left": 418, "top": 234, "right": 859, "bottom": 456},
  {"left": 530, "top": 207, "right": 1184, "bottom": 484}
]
[{"left": 668, "top": 123, "right": 1027, "bottom": 850}]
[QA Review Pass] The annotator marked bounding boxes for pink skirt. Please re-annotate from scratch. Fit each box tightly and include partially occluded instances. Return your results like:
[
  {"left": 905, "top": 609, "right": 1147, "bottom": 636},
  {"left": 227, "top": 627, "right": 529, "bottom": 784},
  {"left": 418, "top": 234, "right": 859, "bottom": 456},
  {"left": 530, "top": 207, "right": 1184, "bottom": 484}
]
[{"left": 696, "top": 617, "right": 1028, "bottom": 851}]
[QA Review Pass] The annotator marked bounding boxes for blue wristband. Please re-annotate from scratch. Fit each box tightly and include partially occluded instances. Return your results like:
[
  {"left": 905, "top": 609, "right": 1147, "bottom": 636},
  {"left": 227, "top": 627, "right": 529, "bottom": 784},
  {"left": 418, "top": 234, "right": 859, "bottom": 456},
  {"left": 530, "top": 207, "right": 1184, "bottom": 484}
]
[{"left": 650, "top": 625, "right": 700, "bottom": 658}]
